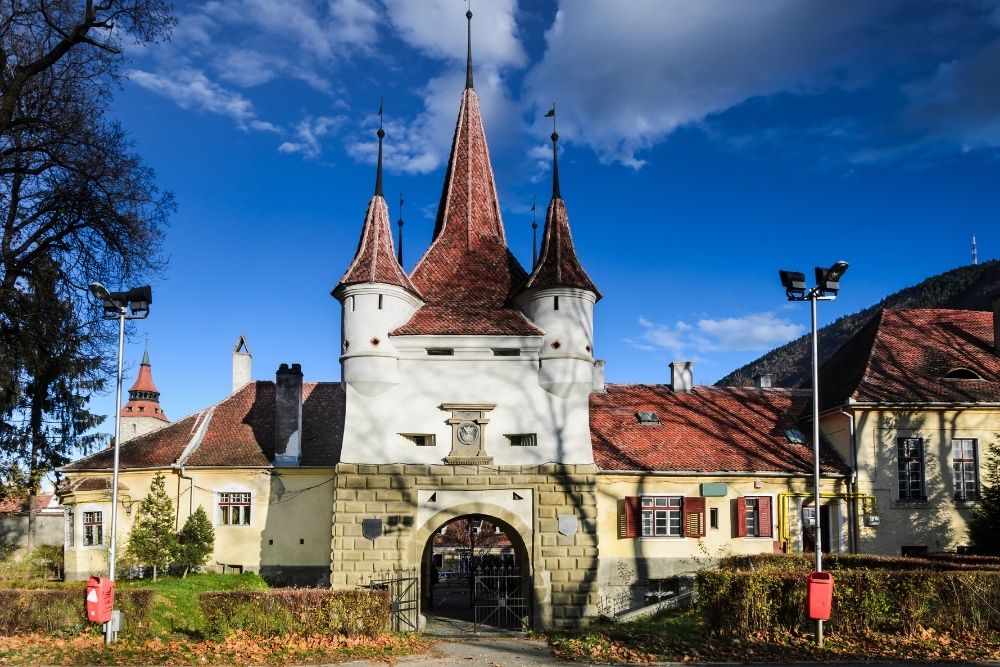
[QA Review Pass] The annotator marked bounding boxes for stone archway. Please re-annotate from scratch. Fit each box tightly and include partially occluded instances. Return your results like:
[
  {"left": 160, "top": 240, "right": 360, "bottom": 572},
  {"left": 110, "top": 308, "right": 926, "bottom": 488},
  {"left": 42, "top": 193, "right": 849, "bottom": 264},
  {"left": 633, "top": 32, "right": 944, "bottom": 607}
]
[{"left": 417, "top": 507, "right": 532, "bottom": 631}]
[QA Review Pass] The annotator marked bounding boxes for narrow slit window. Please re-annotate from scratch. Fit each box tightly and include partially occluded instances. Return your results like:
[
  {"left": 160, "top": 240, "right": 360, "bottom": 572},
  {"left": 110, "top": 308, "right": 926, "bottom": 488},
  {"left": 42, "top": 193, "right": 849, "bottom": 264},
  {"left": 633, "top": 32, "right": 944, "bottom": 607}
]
[
  {"left": 554, "top": 296, "right": 560, "bottom": 310},
  {"left": 427, "top": 348, "right": 454, "bottom": 356},
  {"left": 492, "top": 348, "right": 520, "bottom": 357},
  {"left": 378, "top": 294, "right": 383, "bottom": 310}
]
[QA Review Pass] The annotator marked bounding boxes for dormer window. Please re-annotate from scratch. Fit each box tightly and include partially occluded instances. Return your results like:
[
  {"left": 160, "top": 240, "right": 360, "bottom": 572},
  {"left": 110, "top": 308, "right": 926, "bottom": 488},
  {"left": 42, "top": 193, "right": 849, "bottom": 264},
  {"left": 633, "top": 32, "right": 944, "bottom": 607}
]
[
  {"left": 785, "top": 429, "right": 807, "bottom": 444},
  {"left": 942, "top": 368, "right": 983, "bottom": 380},
  {"left": 636, "top": 411, "right": 660, "bottom": 425}
]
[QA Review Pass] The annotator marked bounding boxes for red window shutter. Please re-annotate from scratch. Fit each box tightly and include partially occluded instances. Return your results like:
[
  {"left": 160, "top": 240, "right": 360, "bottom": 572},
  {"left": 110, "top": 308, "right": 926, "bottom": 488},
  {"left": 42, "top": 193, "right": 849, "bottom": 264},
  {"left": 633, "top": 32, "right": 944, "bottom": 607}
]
[
  {"left": 622, "top": 497, "right": 641, "bottom": 538},
  {"left": 758, "top": 497, "right": 773, "bottom": 537},
  {"left": 683, "top": 497, "right": 706, "bottom": 537},
  {"left": 734, "top": 498, "right": 747, "bottom": 537}
]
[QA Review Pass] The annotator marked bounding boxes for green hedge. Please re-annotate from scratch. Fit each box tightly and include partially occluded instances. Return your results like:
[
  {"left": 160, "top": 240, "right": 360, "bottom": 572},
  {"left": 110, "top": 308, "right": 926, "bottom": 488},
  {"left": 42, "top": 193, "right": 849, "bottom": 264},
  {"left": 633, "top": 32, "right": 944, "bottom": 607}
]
[
  {"left": 0, "top": 587, "right": 155, "bottom": 637},
  {"left": 698, "top": 569, "right": 1000, "bottom": 636},
  {"left": 198, "top": 588, "right": 390, "bottom": 639},
  {"left": 718, "top": 553, "right": 1000, "bottom": 573}
]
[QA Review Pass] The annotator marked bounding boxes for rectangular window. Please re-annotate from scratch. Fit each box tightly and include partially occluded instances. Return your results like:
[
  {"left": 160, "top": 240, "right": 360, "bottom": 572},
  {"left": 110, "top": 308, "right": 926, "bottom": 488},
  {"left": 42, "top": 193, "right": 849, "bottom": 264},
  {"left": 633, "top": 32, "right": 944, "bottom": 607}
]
[
  {"left": 83, "top": 511, "right": 103, "bottom": 546},
  {"left": 219, "top": 492, "right": 252, "bottom": 525},
  {"left": 65, "top": 510, "right": 75, "bottom": 548},
  {"left": 401, "top": 433, "right": 436, "bottom": 446},
  {"left": 641, "top": 496, "right": 682, "bottom": 537},
  {"left": 897, "top": 437, "right": 926, "bottom": 501},
  {"left": 735, "top": 496, "right": 773, "bottom": 538},
  {"left": 952, "top": 438, "right": 979, "bottom": 501},
  {"left": 505, "top": 433, "right": 537, "bottom": 447},
  {"left": 709, "top": 507, "right": 719, "bottom": 530}
]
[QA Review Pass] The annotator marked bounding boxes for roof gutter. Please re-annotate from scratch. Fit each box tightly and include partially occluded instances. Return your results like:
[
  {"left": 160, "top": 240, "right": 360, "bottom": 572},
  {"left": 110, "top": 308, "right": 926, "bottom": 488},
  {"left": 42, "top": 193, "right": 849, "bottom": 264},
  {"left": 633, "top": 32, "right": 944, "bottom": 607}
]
[
  {"left": 838, "top": 406, "right": 859, "bottom": 553},
  {"left": 596, "top": 469, "right": 847, "bottom": 478},
  {"left": 172, "top": 464, "right": 195, "bottom": 531}
]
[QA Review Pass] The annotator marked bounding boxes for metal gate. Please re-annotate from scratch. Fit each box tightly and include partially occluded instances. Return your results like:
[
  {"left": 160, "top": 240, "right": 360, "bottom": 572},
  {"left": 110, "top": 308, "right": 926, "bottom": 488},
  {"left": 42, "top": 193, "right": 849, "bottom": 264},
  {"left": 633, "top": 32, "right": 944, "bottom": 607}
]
[
  {"left": 473, "top": 566, "right": 528, "bottom": 631},
  {"left": 364, "top": 568, "right": 420, "bottom": 632}
]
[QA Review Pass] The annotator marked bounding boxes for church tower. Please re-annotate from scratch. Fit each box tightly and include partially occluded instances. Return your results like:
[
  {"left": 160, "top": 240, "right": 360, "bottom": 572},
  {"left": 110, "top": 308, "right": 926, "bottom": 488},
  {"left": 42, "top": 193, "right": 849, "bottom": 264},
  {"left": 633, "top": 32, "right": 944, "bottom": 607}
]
[
  {"left": 119, "top": 345, "right": 169, "bottom": 443},
  {"left": 332, "top": 122, "right": 423, "bottom": 397},
  {"left": 515, "top": 124, "right": 601, "bottom": 397}
]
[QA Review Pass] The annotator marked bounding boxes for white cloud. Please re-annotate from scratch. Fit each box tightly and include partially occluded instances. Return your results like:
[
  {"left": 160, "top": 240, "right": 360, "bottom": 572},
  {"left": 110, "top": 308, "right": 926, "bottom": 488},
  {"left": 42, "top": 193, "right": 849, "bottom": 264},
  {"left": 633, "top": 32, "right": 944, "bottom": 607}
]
[
  {"left": 524, "top": 1, "right": 888, "bottom": 167},
  {"left": 127, "top": 68, "right": 262, "bottom": 129},
  {"left": 278, "top": 115, "right": 348, "bottom": 159},
  {"left": 384, "top": 0, "right": 525, "bottom": 68},
  {"left": 632, "top": 312, "right": 804, "bottom": 357}
]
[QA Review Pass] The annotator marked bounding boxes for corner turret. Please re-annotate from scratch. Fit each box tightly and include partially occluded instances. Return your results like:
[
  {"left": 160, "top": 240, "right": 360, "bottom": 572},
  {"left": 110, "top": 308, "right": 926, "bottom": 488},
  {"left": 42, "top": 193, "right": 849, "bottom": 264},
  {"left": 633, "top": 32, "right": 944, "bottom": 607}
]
[
  {"left": 119, "top": 344, "right": 170, "bottom": 442},
  {"left": 333, "top": 120, "right": 423, "bottom": 396},
  {"left": 516, "top": 119, "right": 601, "bottom": 397}
]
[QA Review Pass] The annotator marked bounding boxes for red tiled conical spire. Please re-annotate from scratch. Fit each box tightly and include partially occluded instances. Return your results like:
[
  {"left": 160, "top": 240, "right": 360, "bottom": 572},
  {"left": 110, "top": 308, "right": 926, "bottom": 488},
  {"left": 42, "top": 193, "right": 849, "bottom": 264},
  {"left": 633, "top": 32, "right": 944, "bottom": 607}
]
[
  {"left": 120, "top": 346, "right": 168, "bottom": 422},
  {"left": 395, "top": 10, "right": 539, "bottom": 336},
  {"left": 519, "top": 129, "right": 600, "bottom": 298},
  {"left": 334, "top": 125, "right": 420, "bottom": 298}
]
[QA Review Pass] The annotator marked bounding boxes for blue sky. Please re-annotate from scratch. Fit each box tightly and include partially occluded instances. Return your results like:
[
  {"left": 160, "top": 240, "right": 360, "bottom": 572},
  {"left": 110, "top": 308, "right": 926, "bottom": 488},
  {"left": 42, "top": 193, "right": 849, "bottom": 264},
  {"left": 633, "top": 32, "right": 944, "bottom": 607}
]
[{"left": 93, "top": 0, "right": 1000, "bottom": 431}]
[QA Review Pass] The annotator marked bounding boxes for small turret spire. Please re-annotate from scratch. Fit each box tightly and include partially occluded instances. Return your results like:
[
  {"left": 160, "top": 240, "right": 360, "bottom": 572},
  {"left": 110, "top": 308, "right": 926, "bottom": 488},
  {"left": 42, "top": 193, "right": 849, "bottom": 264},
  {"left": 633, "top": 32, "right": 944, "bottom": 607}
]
[
  {"left": 465, "top": 6, "right": 474, "bottom": 90},
  {"left": 531, "top": 195, "right": 538, "bottom": 268},
  {"left": 141, "top": 337, "right": 150, "bottom": 366},
  {"left": 374, "top": 98, "right": 385, "bottom": 197},
  {"left": 397, "top": 193, "right": 405, "bottom": 265},
  {"left": 546, "top": 104, "right": 561, "bottom": 199}
]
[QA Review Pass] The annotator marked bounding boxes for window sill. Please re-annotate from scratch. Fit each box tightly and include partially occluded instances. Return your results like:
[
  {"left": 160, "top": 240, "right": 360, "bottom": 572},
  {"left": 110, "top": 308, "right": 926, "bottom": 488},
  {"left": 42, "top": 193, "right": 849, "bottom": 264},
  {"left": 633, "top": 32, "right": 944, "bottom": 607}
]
[
  {"left": 954, "top": 500, "right": 980, "bottom": 509},
  {"left": 890, "top": 500, "right": 931, "bottom": 509},
  {"left": 639, "top": 536, "right": 685, "bottom": 540}
]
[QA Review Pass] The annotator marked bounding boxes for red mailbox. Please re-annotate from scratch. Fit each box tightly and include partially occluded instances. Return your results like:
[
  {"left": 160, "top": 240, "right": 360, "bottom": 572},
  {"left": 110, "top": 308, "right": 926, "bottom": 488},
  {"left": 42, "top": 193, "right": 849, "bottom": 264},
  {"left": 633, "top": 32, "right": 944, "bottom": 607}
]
[
  {"left": 807, "top": 571, "right": 834, "bottom": 621},
  {"left": 85, "top": 576, "right": 115, "bottom": 624}
]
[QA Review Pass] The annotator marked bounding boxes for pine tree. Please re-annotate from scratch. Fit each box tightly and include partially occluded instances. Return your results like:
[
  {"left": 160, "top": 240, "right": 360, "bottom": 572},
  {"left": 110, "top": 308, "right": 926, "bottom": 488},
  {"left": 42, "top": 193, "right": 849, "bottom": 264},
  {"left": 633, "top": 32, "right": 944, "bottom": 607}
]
[
  {"left": 176, "top": 506, "right": 215, "bottom": 577},
  {"left": 125, "top": 472, "right": 178, "bottom": 580},
  {"left": 970, "top": 436, "right": 1000, "bottom": 555}
]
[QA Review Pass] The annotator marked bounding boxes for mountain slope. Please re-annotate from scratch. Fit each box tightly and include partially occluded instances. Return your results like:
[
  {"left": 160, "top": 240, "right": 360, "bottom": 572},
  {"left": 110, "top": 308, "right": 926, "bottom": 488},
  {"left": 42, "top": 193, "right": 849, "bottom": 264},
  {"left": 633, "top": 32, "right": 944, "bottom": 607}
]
[{"left": 716, "top": 260, "right": 1000, "bottom": 388}]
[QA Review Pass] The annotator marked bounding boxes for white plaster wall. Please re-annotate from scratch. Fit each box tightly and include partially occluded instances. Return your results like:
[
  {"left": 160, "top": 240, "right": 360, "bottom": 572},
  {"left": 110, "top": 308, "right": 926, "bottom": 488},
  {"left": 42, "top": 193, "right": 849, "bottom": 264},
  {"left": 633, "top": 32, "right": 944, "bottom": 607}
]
[
  {"left": 340, "top": 339, "right": 594, "bottom": 465},
  {"left": 518, "top": 288, "right": 595, "bottom": 360}
]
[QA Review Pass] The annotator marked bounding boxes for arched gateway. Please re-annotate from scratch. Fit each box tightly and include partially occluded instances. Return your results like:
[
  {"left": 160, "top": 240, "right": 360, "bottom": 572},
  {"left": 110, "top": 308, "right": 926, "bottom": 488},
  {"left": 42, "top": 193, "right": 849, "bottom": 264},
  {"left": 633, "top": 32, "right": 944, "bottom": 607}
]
[{"left": 328, "top": 8, "right": 602, "bottom": 631}]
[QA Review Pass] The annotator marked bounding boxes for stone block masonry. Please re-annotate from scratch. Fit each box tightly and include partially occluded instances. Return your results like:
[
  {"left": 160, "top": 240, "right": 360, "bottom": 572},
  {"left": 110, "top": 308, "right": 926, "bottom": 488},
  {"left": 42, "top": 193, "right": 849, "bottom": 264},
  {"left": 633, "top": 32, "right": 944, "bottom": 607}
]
[{"left": 330, "top": 462, "right": 601, "bottom": 629}]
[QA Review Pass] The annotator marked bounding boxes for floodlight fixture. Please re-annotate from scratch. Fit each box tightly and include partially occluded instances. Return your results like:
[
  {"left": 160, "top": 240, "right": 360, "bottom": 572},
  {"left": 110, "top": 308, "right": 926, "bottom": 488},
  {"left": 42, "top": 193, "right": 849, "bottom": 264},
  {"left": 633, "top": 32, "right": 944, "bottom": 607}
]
[
  {"left": 778, "top": 270, "right": 807, "bottom": 298},
  {"left": 815, "top": 261, "right": 849, "bottom": 295}
]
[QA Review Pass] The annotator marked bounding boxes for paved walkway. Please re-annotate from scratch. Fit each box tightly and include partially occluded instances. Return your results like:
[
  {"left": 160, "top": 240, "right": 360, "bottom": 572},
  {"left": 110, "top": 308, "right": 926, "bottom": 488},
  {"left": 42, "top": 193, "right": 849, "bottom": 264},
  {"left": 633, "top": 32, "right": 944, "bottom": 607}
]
[{"left": 340, "top": 637, "right": 558, "bottom": 666}]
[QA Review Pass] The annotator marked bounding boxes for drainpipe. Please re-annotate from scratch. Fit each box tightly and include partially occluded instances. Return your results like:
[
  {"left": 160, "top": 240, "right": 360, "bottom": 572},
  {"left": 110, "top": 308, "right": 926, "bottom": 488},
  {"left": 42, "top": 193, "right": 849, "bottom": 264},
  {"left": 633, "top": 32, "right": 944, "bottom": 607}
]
[
  {"left": 839, "top": 408, "right": 858, "bottom": 553},
  {"left": 172, "top": 464, "right": 195, "bottom": 530}
]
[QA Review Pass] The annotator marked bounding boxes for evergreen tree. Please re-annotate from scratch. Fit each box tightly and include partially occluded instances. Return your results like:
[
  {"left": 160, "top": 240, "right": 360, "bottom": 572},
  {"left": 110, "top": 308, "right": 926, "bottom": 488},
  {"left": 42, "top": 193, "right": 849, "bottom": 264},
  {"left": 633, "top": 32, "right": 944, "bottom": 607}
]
[
  {"left": 0, "top": 255, "right": 105, "bottom": 546},
  {"left": 125, "top": 472, "right": 178, "bottom": 580},
  {"left": 176, "top": 506, "right": 215, "bottom": 578},
  {"left": 970, "top": 436, "right": 1000, "bottom": 555}
]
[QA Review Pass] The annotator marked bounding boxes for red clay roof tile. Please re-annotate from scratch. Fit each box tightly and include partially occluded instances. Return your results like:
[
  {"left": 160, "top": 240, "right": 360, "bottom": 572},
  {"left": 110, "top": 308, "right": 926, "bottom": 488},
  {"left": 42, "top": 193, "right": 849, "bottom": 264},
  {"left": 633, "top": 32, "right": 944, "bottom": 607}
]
[
  {"left": 820, "top": 308, "right": 1000, "bottom": 407},
  {"left": 520, "top": 198, "right": 599, "bottom": 298},
  {"left": 590, "top": 384, "right": 846, "bottom": 474},
  {"left": 335, "top": 195, "right": 420, "bottom": 298}
]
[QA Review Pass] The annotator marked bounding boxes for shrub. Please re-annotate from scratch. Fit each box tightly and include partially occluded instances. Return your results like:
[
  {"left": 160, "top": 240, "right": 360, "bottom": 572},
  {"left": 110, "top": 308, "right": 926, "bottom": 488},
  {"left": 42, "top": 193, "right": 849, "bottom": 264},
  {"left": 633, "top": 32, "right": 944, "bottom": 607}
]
[
  {"left": 199, "top": 588, "right": 390, "bottom": 639},
  {"left": 176, "top": 506, "right": 214, "bottom": 577},
  {"left": 717, "top": 552, "right": 1000, "bottom": 573},
  {"left": 697, "top": 568, "right": 1000, "bottom": 637},
  {"left": 0, "top": 587, "right": 154, "bottom": 637}
]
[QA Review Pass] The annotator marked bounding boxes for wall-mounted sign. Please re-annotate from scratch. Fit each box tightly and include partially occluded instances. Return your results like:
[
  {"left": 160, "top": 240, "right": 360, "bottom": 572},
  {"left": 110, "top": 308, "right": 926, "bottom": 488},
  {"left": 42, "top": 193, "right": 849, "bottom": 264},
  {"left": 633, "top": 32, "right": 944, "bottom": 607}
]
[
  {"left": 362, "top": 518, "right": 383, "bottom": 540},
  {"left": 558, "top": 514, "right": 578, "bottom": 536}
]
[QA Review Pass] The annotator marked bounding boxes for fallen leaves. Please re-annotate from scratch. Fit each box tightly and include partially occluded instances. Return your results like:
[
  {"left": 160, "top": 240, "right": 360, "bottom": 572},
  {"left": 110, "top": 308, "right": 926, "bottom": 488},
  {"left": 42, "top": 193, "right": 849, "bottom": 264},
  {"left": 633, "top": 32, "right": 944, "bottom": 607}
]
[{"left": 0, "top": 631, "right": 430, "bottom": 665}]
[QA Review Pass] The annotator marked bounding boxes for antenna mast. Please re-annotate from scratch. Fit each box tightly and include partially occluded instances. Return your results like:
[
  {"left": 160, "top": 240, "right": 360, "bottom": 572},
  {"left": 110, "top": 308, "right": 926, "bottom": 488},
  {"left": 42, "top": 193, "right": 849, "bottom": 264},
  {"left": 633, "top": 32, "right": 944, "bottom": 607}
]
[{"left": 972, "top": 234, "right": 978, "bottom": 266}]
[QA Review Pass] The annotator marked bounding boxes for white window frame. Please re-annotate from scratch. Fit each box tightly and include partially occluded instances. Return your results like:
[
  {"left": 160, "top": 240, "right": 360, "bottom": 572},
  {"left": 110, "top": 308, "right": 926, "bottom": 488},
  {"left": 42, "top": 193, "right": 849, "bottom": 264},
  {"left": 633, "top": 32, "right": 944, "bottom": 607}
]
[
  {"left": 640, "top": 496, "right": 682, "bottom": 537},
  {"left": 952, "top": 438, "right": 979, "bottom": 501},
  {"left": 217, "top": 487, "right": 253, "bottom": 527},
  {"left": 897, "top": 437, "right": 926, "bottom": 501},
  {"left": 81, "top": 507, "right": 104, "bottom": 548}
]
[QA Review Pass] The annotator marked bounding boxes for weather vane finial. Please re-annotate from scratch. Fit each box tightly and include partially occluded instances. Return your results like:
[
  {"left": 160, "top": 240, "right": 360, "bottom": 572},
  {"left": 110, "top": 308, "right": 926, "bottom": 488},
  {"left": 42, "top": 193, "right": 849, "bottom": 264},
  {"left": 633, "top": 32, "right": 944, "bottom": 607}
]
[
  {"left": 397, "top": 193, "right": 405, "bottom": 265},
  {"left": 375, "top": 99, "right": 385, "bottom": 197},
  {"left": 531, "top": 194, "right": 538, "bottom": 268},
  {"left": 546, "top": 104, "right": 561, "bottom": 199},
  {"left": 465, "top": 1, "right": 474, "bottom": 90}
]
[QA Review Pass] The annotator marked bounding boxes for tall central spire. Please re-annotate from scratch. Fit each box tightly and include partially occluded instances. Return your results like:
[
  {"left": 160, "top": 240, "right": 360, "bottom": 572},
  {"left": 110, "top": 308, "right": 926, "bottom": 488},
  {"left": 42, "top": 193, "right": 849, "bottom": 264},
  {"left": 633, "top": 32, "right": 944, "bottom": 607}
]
[
  {"left": 394, "top": 7, "right": 539, "bottom": 337},
  {"left": 465, "top": 9, "right": 474, "bottom": 90}
]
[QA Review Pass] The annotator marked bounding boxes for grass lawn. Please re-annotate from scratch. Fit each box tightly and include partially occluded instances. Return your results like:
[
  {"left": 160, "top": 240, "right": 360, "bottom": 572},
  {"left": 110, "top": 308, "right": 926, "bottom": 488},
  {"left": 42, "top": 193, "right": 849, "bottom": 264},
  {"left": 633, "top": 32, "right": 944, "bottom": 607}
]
[
  {"left": 545, "top": 608, "right": 1000, "bottom": 663},
  {"left": 0, "top": 573, "right": 432, "bottom": 665}
]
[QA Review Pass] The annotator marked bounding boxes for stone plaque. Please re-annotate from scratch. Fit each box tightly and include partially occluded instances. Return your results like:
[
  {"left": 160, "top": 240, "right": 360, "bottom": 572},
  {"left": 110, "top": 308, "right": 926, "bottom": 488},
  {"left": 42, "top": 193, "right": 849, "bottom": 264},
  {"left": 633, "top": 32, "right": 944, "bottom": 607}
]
[
  {"left": 441, "top": 403, "right": 495, "bottom": 464},
  {"left": 362, "top": 518, "right": 383, "bottom": 540},
  {"left": 558, "top": 514, "right": 578, "bottom": 536}
]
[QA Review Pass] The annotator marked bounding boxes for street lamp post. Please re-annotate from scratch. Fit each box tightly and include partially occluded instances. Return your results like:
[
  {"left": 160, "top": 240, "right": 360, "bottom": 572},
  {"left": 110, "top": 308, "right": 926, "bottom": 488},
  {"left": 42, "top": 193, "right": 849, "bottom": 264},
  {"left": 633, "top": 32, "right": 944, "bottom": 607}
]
[
  {"left": 778, "top": 261, "right": 848, "bottom": 649},
  {"left": 88, "top": 283, "right": 152, "bottom": 644}
]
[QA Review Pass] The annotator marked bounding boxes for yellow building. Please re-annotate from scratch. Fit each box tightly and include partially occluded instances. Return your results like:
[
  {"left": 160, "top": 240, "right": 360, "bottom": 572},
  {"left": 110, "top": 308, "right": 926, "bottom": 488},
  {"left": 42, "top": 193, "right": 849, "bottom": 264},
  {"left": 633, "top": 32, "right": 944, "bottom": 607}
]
[{"left": 818, "top": 307, "right": 999, "bottom": 556}]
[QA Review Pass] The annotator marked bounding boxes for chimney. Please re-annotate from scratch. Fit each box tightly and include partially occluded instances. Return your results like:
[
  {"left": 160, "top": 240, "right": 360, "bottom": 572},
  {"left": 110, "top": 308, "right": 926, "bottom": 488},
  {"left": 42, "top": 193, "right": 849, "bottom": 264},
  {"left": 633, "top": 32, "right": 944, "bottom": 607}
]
[
  {"left": 232, "top": 335, "right": 252, "bottom": 393},
  {"left": 669, "top": 361, "right": 693, "bottom": 393},
  {"left": 592, "top": 359, "right": 606, "bottom": 393},
  {"left": 994, "top": 298, "right": 1000, "bottom": 356},
  {"left": 753, "top": 373, "right": 772, "bottom": 389},
  {"left": 274, "top": 363, "right": 303, "bottom": 467}
]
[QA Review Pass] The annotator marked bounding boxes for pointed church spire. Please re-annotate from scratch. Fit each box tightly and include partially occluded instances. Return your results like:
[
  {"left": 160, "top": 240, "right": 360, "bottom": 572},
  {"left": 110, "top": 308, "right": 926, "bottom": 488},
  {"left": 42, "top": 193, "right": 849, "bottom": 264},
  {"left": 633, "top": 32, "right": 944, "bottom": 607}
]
[
  {"left": 465, "top": 7, "right": 474, "bottom": 90},
  {"left": 395, "top": 7, "right": 538, "bottom": 337},
  {"left": 519, "top": 117, "right": 600, "bottom": 299},
  {"left": 121, "top": 345, "right": 168, "bottom": 422},
  {"left": 334, "top": 122, "right": 420, "bottom": 299}
]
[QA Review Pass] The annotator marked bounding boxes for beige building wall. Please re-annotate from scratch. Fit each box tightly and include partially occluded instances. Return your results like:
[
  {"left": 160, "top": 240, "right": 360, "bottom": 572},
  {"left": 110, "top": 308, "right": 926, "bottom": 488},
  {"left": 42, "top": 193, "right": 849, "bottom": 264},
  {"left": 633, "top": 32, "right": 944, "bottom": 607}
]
[
  {"left": 61, "top": 466, "right": 336, "bottom": 584},
  {"left": 595, "top": 474, "right": 849, "bottom": 605},
  {"left": 822, "top": 407, "right": 997, "bottom": 555}
]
